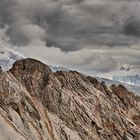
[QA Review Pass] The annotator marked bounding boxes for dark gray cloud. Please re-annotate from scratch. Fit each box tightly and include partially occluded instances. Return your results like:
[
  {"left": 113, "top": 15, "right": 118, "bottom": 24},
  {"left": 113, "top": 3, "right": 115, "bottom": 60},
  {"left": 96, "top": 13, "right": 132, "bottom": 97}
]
[
  {"left": 0, "top": 0, "right": 140, "bottom": 50},
  {"left": 123, "top": 17, "right": 140, "bottom": 36},
  {"left": 0, "top": 0, "right": 140, "bottom": 78}
]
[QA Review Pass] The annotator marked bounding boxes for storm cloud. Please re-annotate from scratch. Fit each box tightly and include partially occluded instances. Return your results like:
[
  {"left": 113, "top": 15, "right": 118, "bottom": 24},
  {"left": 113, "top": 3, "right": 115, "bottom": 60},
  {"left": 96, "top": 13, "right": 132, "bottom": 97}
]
[
  {"left": 0, "top": 0, "right": 140, "bottom": 78},
  {"left": 1, "top": 0, "right": 140, "bottom": 49}
]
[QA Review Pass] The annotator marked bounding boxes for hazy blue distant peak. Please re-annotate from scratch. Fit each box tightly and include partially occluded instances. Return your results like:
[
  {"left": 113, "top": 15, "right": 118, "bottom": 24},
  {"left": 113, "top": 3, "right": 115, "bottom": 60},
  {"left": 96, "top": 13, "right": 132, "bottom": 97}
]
[{"left": 113, "top": 75, "right": 140, "bottom": 86}]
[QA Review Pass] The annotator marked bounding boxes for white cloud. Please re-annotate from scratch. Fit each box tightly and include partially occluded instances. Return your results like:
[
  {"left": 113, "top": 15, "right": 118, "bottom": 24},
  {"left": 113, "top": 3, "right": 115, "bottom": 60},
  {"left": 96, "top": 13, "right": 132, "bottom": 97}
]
[{"left": 0, "top": 25, "right": 9, "bottom": 43}]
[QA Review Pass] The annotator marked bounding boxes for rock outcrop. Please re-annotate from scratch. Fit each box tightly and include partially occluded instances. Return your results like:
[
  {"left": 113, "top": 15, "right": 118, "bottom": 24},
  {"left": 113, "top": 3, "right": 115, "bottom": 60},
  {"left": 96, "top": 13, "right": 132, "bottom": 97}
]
[{"left": 0, "top": 58, "right": 140, "bottom": 140}]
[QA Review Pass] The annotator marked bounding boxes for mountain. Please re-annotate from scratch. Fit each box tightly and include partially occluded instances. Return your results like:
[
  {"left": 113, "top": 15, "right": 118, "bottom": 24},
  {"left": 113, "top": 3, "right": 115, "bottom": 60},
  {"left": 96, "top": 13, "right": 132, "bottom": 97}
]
[
  {"left": 0, "top": 43, "right": 24, "bottom": 71},
  {"left": 50, "top": 66, "right": 140, "bottom": 95},
  {"left": 0, "top": 58, "right": 140, "bottom": 140},
  {"left": 113, "top": 75, "right": 140, "bottom": 86},
  {"left": 0, "top": 45, "right": 68, "bottom": 72},
  {"left": 97, "top": 77, "right": 140, "bottom": 96},
  {"left": 0, "top": 45, "right": 140, "bottom": 96}
]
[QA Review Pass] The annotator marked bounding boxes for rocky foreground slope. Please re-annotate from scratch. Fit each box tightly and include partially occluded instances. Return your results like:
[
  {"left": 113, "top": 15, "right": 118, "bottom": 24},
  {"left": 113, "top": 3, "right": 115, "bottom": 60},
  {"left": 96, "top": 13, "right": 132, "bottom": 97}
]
[{"left": 0, "top": 58, "right": 140, "bottom": 140}]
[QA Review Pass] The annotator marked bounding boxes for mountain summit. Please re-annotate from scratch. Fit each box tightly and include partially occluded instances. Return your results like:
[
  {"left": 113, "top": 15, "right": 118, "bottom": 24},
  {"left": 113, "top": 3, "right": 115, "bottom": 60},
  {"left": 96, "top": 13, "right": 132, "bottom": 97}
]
[{"left": 0, "top": 58, "right": 139, "bottom": 140}]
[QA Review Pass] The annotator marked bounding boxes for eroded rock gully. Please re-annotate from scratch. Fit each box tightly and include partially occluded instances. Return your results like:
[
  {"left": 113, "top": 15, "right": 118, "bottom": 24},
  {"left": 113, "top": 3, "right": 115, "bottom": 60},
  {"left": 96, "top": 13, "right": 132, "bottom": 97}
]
[{"left": 0, "top": 58, "right": 139, "bottom": 140}]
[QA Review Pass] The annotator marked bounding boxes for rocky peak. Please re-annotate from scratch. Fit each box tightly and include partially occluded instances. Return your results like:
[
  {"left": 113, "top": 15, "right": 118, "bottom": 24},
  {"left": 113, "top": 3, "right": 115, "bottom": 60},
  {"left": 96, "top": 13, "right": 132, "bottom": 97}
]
[
  {"left": 0, "top": 58, "right": 140, "bottom": 140},
  {"left": 10, "top": 58, "right": 52, "bottom": 75},
  {"left": 9, "top": 58, "right": 52, "bottom": 96}
]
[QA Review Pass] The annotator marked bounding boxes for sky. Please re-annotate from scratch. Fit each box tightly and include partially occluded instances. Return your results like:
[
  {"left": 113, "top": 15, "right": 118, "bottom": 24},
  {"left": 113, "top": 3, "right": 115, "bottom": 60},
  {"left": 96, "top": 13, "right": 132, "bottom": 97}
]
[{"left": 0, "top": 0, "right": 140, "bottom": 78}]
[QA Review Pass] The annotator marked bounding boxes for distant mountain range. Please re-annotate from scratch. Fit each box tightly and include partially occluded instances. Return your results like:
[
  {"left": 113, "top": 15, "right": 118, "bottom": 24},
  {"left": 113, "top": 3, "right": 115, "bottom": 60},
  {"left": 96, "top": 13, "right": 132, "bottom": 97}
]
[
  {"left": 97, "top": 77, "right": 140, "bottom": 96},
  {"left": 113, "top": 75, "right": 140, "bottom": 86},
  {"left": 0, "top": 45, "right": 140, "bottom": 95}
]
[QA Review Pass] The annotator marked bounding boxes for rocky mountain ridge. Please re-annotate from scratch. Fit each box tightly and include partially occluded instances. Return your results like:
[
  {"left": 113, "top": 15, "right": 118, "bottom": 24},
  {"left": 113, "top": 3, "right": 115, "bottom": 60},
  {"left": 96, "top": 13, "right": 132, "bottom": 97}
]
[
  {"left": 0, "top": 45, "right": 140, "bottom": 95},
  {"left": 0, "top": 58, "right": 140, "bottom": 140}
]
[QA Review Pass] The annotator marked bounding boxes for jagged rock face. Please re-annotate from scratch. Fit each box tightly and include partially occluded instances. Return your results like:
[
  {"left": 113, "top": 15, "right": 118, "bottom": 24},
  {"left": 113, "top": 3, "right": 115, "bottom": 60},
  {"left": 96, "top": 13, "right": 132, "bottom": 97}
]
[
  {"left": 0, "top": 58, "right": 140, "bottom": 140},
  {"left": 10, "top": 58, "right": 52, "bottom": 96}
]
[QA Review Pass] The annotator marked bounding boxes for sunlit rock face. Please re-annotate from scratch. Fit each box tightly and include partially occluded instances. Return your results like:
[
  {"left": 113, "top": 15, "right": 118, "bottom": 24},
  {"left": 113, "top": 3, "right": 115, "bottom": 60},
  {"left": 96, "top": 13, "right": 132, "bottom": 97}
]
[{"left": 0, "top": 58, "right": 140, "bottom": 140}]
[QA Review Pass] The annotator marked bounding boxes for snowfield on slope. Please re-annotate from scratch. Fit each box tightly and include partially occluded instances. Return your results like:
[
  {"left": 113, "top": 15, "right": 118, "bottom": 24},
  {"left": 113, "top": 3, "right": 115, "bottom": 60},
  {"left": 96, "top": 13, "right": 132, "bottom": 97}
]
[{"left": 0, "top": 43, "right": 24, "bottom": 71}]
